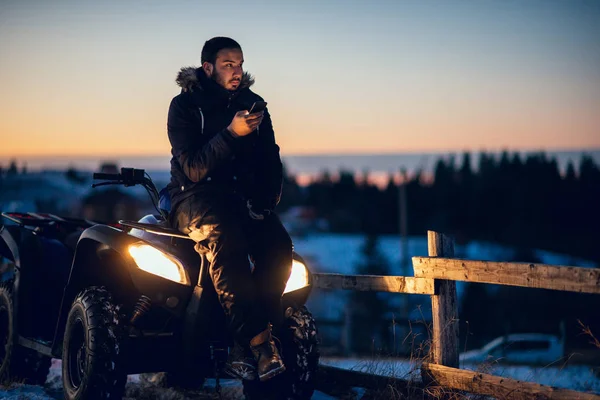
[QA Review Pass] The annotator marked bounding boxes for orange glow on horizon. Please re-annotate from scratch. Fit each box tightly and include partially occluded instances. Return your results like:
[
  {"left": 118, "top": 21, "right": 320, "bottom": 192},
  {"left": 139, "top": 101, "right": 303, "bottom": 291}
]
[{"left": 1, "top": 2, "right": 599, "bottom": 159}]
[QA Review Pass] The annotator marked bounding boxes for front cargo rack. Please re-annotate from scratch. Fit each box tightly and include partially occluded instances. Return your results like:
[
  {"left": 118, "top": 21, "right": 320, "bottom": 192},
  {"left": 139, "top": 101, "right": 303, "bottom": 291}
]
[{"left": 1, "top": 212, "right": 97, "bottom": 228}]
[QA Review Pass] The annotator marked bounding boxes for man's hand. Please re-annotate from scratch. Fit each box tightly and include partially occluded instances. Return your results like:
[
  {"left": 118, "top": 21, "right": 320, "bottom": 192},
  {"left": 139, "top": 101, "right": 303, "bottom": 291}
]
[
  {"left": 247, "top": 199, "right": 271, "bottom": 220},
  {"left": 227, "top": 110, "right": 264, "bottom": 137}
]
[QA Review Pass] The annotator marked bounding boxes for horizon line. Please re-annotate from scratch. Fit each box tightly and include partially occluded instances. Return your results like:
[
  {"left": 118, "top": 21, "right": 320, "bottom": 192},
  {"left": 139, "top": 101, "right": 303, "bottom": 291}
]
[{"left": 1, "top": 146, "right": 599, "bottom": 160}]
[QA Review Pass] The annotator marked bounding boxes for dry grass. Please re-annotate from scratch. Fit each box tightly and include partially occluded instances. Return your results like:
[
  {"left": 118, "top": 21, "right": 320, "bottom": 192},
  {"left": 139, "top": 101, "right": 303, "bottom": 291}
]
[
  {"left": 322, "top": 306, "right": 466, "bottom": 400},
  {"left": 578, "top": 319, "right": 600, "bottom": 350},
  {"left": 578, "top": 319, "right": 600, "bottom": 382}
]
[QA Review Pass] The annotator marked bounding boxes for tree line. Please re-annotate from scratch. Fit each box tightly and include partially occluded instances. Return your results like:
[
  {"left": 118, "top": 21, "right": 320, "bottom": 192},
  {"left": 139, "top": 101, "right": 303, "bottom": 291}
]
[{"left": 279, "top": 151, "right": 600, "bottom": 264}]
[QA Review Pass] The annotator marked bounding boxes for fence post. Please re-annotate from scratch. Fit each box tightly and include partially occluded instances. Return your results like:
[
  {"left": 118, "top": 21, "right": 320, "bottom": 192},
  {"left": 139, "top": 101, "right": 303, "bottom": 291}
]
[{"left": 426, "top": 231, "right": 459, "bottom": 367}]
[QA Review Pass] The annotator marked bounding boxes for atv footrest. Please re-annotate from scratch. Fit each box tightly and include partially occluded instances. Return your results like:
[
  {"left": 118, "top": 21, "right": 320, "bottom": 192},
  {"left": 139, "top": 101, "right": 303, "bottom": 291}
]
[{"left": 18, "top": 336, "right": 53, "bottom": 357}]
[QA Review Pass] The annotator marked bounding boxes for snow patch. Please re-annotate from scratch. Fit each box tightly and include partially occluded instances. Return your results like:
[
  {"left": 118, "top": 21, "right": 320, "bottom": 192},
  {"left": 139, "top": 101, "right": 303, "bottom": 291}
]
[
  {"left": 0, "top": 384, "right": 56, "bottom": 400},
  {"left": 321, "top": 357, "right": 600, "bottom": 393}
]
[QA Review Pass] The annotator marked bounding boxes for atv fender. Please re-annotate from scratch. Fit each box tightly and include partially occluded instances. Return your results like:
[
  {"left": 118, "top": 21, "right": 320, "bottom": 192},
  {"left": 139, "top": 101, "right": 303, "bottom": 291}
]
[
  {"left": 52, "top": 225, "right": 192, "bottom": 357},
  {"left": 0, "top": 226, "right": 71, "bottom": 340},
  {"left": 0, "top": 226, "right": 20, "bottom": 282},
  {"left": 0, "top": 226, "right": 21, "bottom": 330}
]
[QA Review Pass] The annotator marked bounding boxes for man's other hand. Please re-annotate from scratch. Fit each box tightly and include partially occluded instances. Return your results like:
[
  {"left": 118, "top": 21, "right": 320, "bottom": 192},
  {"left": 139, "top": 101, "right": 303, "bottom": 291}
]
[
  {"left": 228, "top": 110, "right": 264, "bottom": 137},
  {"left": 246, "top": 200, "right": 271, "bottom": 220}
]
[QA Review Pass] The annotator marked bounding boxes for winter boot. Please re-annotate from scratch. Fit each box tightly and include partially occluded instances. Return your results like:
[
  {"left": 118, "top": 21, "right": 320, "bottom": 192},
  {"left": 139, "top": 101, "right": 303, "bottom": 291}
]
[
  {"left": 224, "top": 341, "right": 258, "bottom": 381},
  {"left": 250, "top": 324, "right": 286, "bottom": 382}
]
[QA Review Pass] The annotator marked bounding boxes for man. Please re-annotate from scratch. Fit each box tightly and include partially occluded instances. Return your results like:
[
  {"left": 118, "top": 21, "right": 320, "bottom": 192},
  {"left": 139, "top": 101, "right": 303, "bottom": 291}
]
[{"left": 165, "top": 37, "right": 292, "bottom": 382}]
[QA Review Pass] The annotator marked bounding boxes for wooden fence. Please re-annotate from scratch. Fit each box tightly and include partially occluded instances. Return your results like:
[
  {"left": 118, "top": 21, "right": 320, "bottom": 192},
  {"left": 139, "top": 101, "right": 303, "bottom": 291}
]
[{"left": 312, "top": 231, "right": 600, "bottom": 400}]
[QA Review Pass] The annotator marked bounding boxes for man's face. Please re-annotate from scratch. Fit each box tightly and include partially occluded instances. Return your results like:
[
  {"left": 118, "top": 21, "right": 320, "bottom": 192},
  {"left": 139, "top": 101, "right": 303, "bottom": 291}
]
[{"left": 205, "top": 48, "right": 244, "bottom": 91}]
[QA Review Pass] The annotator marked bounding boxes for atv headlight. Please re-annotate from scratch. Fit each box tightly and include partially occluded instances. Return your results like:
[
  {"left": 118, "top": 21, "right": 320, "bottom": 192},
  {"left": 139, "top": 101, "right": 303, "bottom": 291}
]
[
  {"left": 283, "top": 259, "right": 309, "bottom": 294},
  {"left": 128, "top": 244, "right": 189, "bottom": 285}
]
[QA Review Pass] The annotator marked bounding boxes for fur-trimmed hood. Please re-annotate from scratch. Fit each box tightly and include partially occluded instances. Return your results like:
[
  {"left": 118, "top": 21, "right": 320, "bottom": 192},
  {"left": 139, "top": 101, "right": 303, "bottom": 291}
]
[{"left": 175, "top": 66, "right": 255, "bottom": 92}]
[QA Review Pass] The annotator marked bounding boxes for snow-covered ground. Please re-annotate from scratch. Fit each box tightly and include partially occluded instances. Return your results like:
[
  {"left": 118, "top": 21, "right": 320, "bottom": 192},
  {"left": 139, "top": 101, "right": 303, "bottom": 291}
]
[
  {"left": 1, "top": 356, "right": 598, "bottom": 399},
  {"left": 0, "top": 358, "right": 341, "bottom": 399}
]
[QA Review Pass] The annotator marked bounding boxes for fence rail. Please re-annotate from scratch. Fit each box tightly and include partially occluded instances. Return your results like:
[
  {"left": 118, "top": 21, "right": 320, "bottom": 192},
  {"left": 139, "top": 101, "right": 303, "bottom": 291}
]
[
  {"left": 312, "top": 230, "right": 600, "bottom": 399},
  {"left": 312, "top": 273, "right": 435, "bottom": 294},
  {"left": 412, "top": 257, "right": 600, "bottom": 294},
  {"left": 421, "top": 363, "right": 600, "bottom": 400}
]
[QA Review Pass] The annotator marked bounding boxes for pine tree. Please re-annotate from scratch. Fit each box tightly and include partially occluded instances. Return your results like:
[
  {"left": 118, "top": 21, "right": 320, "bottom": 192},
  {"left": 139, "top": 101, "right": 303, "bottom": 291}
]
[
  {"left": 348, "top": 233, "right": 392, "bottom": 355},
  {"left": 7, "top": 159, "right": 18, "bottom": 176}
]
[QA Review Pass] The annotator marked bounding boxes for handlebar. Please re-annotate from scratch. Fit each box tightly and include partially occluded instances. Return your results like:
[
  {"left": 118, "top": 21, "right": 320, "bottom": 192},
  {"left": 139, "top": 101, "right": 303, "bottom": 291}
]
[
  {"left": 92, "top": 166, "right": 167, "bottom": 221},
  {"left": 92, "top": 172, "right": 121, "bottom": 180},
  {"left": 92, "top": 168, "right": 147, "bottom": 187}
]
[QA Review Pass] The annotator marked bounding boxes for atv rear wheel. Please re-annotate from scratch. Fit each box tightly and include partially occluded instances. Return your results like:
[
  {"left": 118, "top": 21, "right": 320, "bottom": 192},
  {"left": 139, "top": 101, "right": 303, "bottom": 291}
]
[
  {"left": 62, "top": 287, "right": 127, "bottom": 400},
  {"left": 243, "top": 306, "right": 320, "bottom": 400},
  {"left": 0, "top": 284, "right": 51, "bottom": 385},
  {"left": 281, "top": 306, "right": 320, "bottom": 398}
]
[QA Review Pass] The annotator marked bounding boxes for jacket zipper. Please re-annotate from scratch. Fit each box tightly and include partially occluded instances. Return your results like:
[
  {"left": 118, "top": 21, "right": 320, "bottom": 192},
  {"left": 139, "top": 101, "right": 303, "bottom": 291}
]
[{"left": 198, "top": 108, "right": 205, "bottom": 134}]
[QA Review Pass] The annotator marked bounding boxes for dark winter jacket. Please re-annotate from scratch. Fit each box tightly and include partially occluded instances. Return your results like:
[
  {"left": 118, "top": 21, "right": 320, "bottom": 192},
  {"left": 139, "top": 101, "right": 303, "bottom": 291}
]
[{"left": 166, "top": 67, "right": 283, "bottom": 216}]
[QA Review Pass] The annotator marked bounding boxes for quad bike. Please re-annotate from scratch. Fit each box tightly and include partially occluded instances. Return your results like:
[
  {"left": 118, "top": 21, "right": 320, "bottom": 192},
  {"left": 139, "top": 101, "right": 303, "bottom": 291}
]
[{"left": 0, "top": 167, "right": 319, "bottom": 399}]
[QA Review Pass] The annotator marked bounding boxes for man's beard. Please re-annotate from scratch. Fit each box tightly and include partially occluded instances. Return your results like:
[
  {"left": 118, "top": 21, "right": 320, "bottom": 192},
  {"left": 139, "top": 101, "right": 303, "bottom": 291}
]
[{"left": 211, "top": 69, "right": 239, "bottom": 91}]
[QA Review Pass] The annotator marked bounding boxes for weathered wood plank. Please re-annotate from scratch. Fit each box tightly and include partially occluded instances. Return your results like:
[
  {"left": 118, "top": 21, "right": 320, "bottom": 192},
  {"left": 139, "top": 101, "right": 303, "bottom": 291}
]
[
  {"left": 425, "top": 231, "right": 459, "bottom": 368},
  {"left": 312, "top": 273, "right": 434, "bottom": 294},
  {"left": 422, "top": 363, "right": 600, "bottom": 400},
  {"left": 315, "top": 364, "right": 422, "bottom": 397},
  {"left": 412, "top": 257, "right": 600, "bottom": 294}
]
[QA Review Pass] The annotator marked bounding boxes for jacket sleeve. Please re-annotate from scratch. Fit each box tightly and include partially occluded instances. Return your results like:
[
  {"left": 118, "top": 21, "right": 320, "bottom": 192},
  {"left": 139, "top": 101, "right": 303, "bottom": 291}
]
[
  {"left": 253, "top": 107, "right": 283, "bottom": 209},
  {"left": 167, "top": 96, "right": 239, "bottom": 183}
]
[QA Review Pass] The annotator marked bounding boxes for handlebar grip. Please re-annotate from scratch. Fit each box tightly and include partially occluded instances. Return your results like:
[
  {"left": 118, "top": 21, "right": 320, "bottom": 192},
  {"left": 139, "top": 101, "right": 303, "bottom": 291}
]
[{"left": 93, "top": 172, "right": 121, "bottom": 180}]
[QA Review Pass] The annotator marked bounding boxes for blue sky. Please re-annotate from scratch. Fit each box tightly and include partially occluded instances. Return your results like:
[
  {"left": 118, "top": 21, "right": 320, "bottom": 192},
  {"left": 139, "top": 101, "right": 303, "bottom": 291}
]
[{"left": 1, "top": 0, "right": 599, "bottom": 158}]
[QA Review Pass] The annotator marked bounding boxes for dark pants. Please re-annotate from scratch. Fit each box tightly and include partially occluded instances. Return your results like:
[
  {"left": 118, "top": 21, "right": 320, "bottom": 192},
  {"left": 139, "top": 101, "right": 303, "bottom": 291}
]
[{"left": 173, "top": 191, "right": 292, "bottom": 345}]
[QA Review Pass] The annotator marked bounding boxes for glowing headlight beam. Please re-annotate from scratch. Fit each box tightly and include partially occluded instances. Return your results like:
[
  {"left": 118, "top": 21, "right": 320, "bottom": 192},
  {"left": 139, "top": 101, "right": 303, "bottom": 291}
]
[
  {"left": 283, "top": 259, "right": 309, "bottom": 294},
  {"left": 128, "top": 244, "right": 188, "bottom": 285}
]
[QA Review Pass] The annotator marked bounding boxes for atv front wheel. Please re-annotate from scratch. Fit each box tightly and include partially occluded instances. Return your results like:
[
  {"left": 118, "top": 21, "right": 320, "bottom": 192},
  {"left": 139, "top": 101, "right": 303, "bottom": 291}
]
[
  {"left": 281, "top": 306, "right": 320, "bottom": 399},
  {"left": 0, "top": 284, "right": 51, "bottom": 384},
  {"left": 62, "top": 287, "right": 127, "bottom": 400},
  {"left": 243, "top": 306, "right": 320, "bottom": 400}
]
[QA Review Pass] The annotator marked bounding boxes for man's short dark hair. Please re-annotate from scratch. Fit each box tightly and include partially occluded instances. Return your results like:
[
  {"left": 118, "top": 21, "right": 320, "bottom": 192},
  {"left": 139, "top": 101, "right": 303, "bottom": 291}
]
[{"left": 201, "top": 37, "right": 242, "bottom": 64}]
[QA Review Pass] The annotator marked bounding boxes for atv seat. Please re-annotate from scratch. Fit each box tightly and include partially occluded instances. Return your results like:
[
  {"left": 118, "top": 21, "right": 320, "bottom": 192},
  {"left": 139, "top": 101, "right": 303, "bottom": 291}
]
[
  {"left": 120, "top": 216, "right": 195, "bottom": 253},
  {"left": 119, "top": 219, "right": 191, "bottom": 240}
]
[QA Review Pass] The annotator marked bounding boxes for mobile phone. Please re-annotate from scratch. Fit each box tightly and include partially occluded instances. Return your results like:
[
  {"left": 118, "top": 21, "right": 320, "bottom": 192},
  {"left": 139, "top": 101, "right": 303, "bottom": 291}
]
[{"left": 248, "top": 101, "right": 268, "bottom": 114}]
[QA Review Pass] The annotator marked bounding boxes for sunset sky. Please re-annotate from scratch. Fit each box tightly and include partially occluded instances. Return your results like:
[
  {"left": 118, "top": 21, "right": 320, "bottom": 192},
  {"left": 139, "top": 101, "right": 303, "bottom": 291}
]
[{"left": 1, "top": 0, "right": 599, "bottom": 161}]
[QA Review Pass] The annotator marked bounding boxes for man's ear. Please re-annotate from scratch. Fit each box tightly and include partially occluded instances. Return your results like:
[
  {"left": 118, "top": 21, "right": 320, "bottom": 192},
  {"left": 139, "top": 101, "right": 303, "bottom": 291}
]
[{"left": 202, "top": 62, "right": 213, "bottom": 76}]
